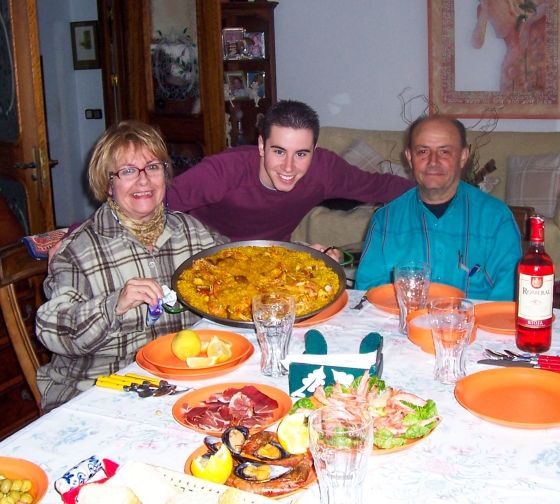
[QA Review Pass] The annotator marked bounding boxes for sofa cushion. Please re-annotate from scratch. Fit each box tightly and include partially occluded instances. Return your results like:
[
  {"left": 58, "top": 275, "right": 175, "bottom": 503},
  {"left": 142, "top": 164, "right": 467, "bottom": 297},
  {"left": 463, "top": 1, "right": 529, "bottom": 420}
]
[
  {"left": 341, "top": 139, "right": 412, "bottom": 179},
  {"left": 506, "top": 153, "right": 560, "bottom": 218}
]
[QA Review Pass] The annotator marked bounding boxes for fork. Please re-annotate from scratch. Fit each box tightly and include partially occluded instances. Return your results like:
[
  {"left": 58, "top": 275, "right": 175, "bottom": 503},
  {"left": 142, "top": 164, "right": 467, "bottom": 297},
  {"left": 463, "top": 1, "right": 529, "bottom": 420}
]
[
  {"left": 484, "top": 348, "right": 560, "bottom": 370},
  {"left": 351, "top": 295, "right": 368, "bottom": 310}
]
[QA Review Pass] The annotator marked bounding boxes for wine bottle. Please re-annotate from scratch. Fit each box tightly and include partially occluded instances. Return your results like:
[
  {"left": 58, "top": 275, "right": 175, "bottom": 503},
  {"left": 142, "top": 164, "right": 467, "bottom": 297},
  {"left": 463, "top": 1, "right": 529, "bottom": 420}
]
[{"left": 516, "top": 214, "right": 554, "bottom": 353}]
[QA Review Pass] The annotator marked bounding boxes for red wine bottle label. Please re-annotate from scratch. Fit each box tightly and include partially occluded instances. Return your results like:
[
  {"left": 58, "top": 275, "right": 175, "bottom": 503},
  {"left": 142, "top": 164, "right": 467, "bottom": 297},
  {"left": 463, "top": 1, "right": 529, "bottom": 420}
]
[{"left": 517, "top": 273, "right": 554, "bottom": 326}]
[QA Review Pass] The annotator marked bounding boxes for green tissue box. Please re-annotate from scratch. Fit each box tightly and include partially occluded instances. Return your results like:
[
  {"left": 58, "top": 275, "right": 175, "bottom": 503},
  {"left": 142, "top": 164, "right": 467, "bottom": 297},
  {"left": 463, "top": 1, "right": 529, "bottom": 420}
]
[{"left": 287, "top": 329, "right": 383, "bottom": 398}]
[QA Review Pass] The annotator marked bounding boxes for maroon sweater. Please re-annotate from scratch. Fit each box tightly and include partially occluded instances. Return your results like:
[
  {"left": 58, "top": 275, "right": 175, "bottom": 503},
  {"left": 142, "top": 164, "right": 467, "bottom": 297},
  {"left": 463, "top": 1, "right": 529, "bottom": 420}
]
[{"left": 167, "top": 146, "right": 414, "bottom": 242}]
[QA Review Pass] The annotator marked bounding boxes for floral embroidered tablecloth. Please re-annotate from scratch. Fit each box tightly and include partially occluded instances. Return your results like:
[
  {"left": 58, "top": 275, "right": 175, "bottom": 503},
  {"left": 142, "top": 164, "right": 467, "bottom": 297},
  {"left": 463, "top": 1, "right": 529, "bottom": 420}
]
[{"left": 1, "top": 290, "right": 559, "bottom": 503}]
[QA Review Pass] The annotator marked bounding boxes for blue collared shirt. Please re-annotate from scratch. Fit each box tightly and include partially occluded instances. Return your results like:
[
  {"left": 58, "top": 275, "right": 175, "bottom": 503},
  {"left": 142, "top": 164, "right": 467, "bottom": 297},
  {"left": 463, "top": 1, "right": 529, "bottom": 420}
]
[{"left": 355, "top": 182, "right": 522, "bottom": 300}]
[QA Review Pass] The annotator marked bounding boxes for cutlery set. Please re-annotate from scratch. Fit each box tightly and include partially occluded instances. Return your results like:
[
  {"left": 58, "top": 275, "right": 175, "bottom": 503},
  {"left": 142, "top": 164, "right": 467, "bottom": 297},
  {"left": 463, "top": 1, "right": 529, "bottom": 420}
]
[
  {"left": 95, "top": 373, "right": 191, "bottom": 397},
  {"left": 478, "top": 349, "right": 560, "bottom": 372}
]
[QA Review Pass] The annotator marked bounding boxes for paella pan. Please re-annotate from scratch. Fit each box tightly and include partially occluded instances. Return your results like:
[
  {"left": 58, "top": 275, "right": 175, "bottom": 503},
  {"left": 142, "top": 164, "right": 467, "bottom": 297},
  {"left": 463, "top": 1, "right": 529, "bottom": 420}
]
[{"left": 172, "top": 240, "right": 346, "bottom": 328}]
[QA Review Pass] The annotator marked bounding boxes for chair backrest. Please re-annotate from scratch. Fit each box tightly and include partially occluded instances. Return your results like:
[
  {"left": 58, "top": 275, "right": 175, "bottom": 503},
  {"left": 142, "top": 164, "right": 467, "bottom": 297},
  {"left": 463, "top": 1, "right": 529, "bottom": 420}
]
[
  {"left": 508, "top": 205, "right": 534, "bottom": 247},
  {"left": 0, "top": 177, "right": 30, "bottom": 235},
  {"left": 0, "top": 243, "right": 49, "bottom": 408}
]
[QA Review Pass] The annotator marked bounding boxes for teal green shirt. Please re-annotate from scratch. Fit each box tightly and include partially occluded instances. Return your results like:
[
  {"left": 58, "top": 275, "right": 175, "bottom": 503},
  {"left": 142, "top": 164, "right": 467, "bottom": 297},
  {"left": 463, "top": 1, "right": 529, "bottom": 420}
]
[{"left": 355, "top": 182, "right": 522, "bottom": 300}]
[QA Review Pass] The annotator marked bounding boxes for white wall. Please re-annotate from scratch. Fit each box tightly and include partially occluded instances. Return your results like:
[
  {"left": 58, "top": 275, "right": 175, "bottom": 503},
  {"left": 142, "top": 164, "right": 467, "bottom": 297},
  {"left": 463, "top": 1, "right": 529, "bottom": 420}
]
[
  {"left": 275, "top": 0, "right": 560, "bottom": 133},
  {"left": 38, "top": 0, "right": 103, "bottom": 227},
  {"left": 38, "top": 0, "right": 560, "bottom": 225}
]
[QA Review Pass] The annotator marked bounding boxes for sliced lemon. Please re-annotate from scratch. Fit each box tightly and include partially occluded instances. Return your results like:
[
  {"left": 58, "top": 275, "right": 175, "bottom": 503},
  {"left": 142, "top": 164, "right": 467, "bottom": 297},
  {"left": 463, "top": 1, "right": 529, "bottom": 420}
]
[
  {"left": 185, "top": 355, "right": 219, "bottom": 368},
  {"left": 191, "top": 444, "right": 233, "bottom": 484},
  {"left": 171, "top": 329, "right": 201, "bottom": 360},
  {"left": 277, "top": 412, "right": 309, "bottom": 454},
  {"left": 207, "top": 336, "right": 233, "bottom": 363}
]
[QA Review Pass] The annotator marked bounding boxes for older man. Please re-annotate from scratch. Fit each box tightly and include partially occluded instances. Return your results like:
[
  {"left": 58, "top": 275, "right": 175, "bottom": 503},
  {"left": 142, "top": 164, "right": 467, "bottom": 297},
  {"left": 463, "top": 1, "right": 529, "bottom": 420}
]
[{"left": 355, "top": 115, "right": 521, "bottom": 301}]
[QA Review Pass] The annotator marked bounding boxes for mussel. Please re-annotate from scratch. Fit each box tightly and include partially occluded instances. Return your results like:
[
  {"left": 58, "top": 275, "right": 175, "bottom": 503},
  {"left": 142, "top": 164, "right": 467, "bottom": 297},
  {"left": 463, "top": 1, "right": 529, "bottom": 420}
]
[
  {"left": 203, "top": 435, "right": 222, "bottom": 453},
  {"left": 252, "top": 441, "right": 289, "bottom": 461},
  {"left": 222, "top": 426, "right": 250, "bottom": 455},
  {"left": 234, "top": 462, "right": 292, "bottom": 483}
]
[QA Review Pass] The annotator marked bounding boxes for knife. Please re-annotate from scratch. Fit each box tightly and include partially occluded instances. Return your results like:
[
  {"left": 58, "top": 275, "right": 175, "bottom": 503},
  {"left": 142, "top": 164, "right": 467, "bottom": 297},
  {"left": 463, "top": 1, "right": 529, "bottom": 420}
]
[{"left": 477, "top": 358, "right": 560, "bottom": 372}]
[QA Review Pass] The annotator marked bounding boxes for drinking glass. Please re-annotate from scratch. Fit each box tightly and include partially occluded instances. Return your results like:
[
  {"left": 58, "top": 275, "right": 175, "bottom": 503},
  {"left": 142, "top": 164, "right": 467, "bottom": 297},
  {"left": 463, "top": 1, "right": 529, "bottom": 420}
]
[
  {"left": 308, "top": 406, "right": 373, "bottom": 504},
  {"left": 428, "top": 297, "right": 475, "bottom": 384},
  {"left": 252, "top": 293, "right": 295, "bottom": 377},
  {"left": 394, "top": 261, "right": 431, "bottom": 334}
]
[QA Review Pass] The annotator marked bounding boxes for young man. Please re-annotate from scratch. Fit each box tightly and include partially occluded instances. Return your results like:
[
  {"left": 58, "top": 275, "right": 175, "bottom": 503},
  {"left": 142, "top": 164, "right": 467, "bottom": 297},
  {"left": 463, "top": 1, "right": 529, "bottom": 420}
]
[
  {"left": 355, "top": 115, "right": 522, "bottom": 301},
  {"left": 166, "top": 100, "right": 413, "bottom": 242}
]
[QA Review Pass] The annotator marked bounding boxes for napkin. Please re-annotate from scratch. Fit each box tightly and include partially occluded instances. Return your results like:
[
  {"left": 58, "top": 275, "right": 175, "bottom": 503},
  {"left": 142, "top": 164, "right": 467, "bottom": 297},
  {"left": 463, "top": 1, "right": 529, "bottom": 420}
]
[
  {"left": 287, "top": 330, "right": 383, "bottom": 398},
  {"left": 282, "top": 351, "right": 378, "bottom": 369},
  {"left": 162, "top": 285, "right": 177, "bottom": 306}
]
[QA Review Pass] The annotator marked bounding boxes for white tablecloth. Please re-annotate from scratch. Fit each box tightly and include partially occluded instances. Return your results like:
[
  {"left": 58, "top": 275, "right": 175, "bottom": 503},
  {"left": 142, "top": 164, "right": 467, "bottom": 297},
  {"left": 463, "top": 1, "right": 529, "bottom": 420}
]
[{"left": 2, "top": 290, "right": 559, "bottom": 503}]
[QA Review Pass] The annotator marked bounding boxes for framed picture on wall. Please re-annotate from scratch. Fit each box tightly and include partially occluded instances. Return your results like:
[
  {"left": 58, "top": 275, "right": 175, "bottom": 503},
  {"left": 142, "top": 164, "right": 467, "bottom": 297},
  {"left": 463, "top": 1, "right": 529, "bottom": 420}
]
[
  {"left": 70, "top": 21, "right": 100, "bottom": 70},
  {"left": 428, "top": 0, "right": 560, "bottom": 118}
]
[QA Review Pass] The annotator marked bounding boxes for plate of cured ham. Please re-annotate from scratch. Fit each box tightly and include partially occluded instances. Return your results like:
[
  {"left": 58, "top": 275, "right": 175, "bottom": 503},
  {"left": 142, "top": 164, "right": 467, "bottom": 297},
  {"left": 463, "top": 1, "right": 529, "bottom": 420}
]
[{"left": 172, "top": 383, "right": 292, "bottom": 436}]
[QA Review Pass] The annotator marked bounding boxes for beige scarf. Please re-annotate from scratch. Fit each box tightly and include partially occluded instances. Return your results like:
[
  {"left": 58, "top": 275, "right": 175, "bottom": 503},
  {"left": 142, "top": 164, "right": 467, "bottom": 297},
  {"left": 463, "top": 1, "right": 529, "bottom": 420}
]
[{"left": 107, "top": 197, "right": 165, "bottom": 248}]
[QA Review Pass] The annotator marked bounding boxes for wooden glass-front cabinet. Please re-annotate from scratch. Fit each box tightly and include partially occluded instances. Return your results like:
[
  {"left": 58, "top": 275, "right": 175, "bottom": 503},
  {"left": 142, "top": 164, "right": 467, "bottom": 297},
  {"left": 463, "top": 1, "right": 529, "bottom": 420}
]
[
  {"left": 221, "top": 1, "right": 277, "bottom": 147},
  {"left": 98, "top": 0, "right": 278, "bottom": 173}
]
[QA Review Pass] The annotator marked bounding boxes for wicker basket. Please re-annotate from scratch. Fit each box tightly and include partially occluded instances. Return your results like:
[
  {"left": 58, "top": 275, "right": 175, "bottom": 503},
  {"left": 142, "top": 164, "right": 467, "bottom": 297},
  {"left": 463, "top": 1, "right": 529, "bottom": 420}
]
[{"left": 155, "top": 466, "right": 277, "bottom": 503}]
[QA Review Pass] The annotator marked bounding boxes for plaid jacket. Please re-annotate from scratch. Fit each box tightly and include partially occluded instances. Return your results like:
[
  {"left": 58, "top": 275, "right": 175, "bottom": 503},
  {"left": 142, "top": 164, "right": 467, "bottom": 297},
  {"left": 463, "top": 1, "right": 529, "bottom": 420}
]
[{"left": 36, "top": 203, "right": 226, "bottom": 411}]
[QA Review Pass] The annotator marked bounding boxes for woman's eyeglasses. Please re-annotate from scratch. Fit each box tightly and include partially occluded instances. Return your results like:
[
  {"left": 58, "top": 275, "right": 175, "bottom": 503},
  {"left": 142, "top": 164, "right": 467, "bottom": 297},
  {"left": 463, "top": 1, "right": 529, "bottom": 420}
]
[{"left": 110, "top": 161, "right": 168, "bottom": 180}]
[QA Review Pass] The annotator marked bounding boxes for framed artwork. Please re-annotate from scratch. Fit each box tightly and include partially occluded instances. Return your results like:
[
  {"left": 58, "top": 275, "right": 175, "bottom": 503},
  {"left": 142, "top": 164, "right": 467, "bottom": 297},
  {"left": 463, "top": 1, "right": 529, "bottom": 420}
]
[
  {"left": 70, "top": 21, "right": 100, "bottom": 70},
  {"left": 247, "top": 71, "right": 265, "bottom": 98},
  {"left": 222, "top": 27, "right": 245, "bottom": 60},
  {"left": 225, "top": 71, "right": 249, "bottom": 99},
  {"left": 428, "top": 0, "right": 560, "bottom": 118}
]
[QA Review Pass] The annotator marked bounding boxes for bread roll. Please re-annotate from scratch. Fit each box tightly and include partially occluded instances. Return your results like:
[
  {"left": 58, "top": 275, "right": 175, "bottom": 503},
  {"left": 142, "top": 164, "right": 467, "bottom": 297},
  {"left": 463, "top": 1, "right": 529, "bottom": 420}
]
[{"left": 77, "top": 482, "right": 141, "bottom": 504}]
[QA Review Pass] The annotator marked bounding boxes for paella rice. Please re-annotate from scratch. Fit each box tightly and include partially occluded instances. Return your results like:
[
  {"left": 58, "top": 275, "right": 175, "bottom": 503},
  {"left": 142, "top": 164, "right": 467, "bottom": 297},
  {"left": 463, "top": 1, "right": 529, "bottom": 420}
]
[{"left": 176, "top": 246, "right": 340, "bottom": 321}]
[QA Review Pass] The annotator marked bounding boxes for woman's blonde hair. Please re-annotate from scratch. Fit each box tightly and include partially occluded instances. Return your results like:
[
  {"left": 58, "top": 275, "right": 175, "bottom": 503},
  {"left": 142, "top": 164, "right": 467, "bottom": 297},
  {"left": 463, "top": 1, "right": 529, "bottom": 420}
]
[{"left": 88, "top": 120, "right": 172, "bottom": 202}]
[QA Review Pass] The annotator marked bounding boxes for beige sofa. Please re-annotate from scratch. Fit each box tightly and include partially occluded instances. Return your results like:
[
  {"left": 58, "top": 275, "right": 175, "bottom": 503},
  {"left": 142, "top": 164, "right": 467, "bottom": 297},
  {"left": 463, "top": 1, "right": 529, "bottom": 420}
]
[{"left": 291, "top": 126, "right": 560, "bottom": 273}]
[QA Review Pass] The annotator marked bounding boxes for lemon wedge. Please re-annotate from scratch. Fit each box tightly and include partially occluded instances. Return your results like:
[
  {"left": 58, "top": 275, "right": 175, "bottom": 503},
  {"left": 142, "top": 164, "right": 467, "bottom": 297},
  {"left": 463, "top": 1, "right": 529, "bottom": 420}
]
[
  {"left": 207, "top": 336, "right": 233, "bottom": 363},
  {"left": 171, "top": 329, "right": 201, "bottom": 360},
  {"left": 277, "top": 412, "right": 309, "bottom": 454},
  {"left": 191, "top": 444, "right": 233, "bottom": 484},
  {"left": 185, "top": 356, "right": 218, "bottom": 368}
]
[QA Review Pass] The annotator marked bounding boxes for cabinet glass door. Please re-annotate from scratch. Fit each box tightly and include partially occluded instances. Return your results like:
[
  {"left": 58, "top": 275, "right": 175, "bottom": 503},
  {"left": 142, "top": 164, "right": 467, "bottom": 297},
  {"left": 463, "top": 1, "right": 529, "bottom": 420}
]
[{"left": 150, "top": 0, "right": 200, "bottom": 116}]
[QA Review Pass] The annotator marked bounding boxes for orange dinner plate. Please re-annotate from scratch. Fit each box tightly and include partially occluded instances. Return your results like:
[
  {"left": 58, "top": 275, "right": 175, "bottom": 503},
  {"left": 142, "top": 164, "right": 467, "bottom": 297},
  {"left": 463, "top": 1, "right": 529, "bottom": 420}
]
[
  {"left": 184, "top": 444, "right": 316, "bottom": 499},
  {"left": 142, "top": 330, "right": 253, "bottom": 371},
  {"left": 172, "top": 382, "right": 292, "bottom": 436},
  {"left": 0, "top": 457, "right": 48, "bottom": 503},
  {"left": 455, "top": 368, "right": 560, "bottom": 428},
  {"left": 366, "top": 283, "right": 464, "bottom": 315},
  {"left": 136, "top": 345, "right": 254, "bottom": 380},
  {"left": 407, "top": 309, "right": 476, "bottom": 354},
  {"left": 294, "top": 291, "right": 349, "bottom": 327},
  {"left": 474, "top": 302, "right": 516, "bottom": 335}
]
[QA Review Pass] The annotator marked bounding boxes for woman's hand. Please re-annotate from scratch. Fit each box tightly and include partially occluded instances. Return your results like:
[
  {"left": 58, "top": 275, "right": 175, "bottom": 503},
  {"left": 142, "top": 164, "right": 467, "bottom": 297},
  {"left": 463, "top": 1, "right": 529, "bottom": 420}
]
[{"left": 116, "top": 278, "right": 163, "bottom": 316}]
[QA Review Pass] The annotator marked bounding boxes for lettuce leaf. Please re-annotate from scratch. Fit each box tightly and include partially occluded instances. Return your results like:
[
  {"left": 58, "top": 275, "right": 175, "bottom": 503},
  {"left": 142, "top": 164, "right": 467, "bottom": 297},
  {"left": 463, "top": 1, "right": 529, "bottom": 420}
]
[
  {"left": 289, "top": 397, "right": 317, "bottom": 414},
  {"left": 402, "top": 399, "right": 438, "bottom": 426},
  {"left": 374, "top": 428, "right": 407, "bottom": 449}
]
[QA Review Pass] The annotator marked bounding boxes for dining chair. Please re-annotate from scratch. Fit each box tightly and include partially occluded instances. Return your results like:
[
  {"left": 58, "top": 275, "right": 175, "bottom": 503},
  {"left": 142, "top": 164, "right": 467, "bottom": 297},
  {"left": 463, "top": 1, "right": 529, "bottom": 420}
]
[
  {"left": 508, "top": 205, "right": 534, "bottom": 245},
  {"left": 0, "top": 242, "right": 50, "bottom": 409}
]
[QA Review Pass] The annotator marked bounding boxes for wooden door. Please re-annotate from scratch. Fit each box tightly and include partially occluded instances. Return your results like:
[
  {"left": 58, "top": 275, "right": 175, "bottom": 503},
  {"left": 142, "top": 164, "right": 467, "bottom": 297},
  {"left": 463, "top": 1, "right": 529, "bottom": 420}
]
[{"left": 0, "top": 0, "right": 55, "bottom": 234}]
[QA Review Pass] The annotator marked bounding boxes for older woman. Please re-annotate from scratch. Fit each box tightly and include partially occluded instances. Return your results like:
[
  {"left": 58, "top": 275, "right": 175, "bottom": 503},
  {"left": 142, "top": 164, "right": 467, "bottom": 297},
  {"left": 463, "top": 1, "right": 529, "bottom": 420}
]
[{"left": 36, "top": 121, "right": 226, "bottom": 412}]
